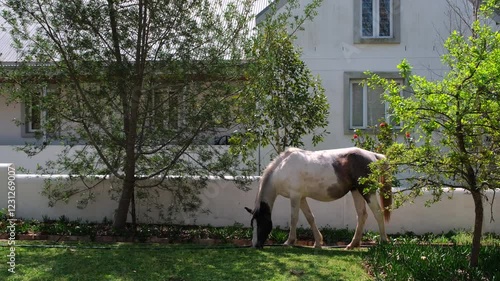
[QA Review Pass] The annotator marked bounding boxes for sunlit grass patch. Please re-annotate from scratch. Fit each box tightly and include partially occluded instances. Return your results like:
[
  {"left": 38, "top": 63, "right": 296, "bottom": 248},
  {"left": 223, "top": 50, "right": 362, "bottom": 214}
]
[{"left": 0, "top": 243, "right": 371, "bottom": 281}]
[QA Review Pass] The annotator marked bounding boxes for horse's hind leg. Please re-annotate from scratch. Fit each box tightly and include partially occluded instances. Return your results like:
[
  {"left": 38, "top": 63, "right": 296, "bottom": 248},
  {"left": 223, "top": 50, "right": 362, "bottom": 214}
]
[
  {"left": 346, "top": 189, "right": 368, "bottom": 249},
  {"left": 365, "top": 193, "right": 389, "bottom": 243},
  {"left": 300, "top": 198, "right": 323, "bottom": 248},
  {"left": 284, "top": 196, "right": 301, "bottom": 246}
]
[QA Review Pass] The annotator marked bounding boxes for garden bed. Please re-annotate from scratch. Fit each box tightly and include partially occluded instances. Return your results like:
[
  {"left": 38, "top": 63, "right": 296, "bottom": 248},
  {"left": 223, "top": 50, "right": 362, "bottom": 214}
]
[
  {"left": 0, "top": 214, "right": 375, "bottom": 247},
  {"left": 2, "top": 214, "right": 499, "bottom": 248}
]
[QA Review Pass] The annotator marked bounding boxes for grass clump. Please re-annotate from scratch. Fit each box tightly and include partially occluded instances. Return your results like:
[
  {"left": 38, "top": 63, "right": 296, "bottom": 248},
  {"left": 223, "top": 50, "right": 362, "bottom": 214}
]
[{"left": 365, "top": 242, "right": 500, "bottom": 281}]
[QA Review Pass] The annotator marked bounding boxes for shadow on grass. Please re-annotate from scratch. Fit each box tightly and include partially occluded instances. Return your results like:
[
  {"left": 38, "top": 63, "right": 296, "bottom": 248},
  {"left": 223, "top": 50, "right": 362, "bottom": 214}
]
[{"left": 0, "top": 243, "right": 370, "bottom": 281}]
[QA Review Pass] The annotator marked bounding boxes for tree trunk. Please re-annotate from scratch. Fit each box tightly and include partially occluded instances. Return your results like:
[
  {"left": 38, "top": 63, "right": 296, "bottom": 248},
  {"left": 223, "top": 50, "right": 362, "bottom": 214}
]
[
  {"left": 470, "top": 189, "right": 483, "bottom": 267},
  {"left": 113, "top": 108, "right": 139, "bottom": 230},
  {"left": 107, "top": 0, "right": 138, "bottom": 230},
  {"left": 113, "top": 179, "right": 135, "bottom": 229},
  {"left": 113, "top": 104, "right": 138, "bottom": 230},
  {"left": 131, "top": 188, "right": 137, "bottom": 236}
]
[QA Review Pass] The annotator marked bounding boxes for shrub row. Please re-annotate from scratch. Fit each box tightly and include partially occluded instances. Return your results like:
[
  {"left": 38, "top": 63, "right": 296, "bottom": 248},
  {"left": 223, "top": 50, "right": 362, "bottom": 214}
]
[{"left": 0, "top": 212, "right": 366, "bottom": 244}]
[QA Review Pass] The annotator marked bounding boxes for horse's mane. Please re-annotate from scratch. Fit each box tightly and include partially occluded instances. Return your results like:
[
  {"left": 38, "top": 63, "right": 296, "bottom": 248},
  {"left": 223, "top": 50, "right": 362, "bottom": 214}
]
[{"left": 255, "top": 148, "right": 302, "bottom": 209}]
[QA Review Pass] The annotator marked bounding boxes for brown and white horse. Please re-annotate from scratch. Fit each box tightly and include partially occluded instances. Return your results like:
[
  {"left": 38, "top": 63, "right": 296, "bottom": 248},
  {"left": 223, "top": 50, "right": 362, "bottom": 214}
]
[{"left": 245, "top": 147, "right": 392, "bottom": 249}]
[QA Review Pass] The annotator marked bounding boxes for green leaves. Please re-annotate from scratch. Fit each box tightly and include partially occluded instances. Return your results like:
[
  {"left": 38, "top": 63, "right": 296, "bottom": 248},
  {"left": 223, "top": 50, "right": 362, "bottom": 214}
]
[
  {"left": 1, "top": 0, "right": 268, "bottom": 225},
  {"left": 231, "top": 0, "right": 328, "bottom": 164},
  {"left": 363, "top": 1, "right": 500, "bottom": 267}
]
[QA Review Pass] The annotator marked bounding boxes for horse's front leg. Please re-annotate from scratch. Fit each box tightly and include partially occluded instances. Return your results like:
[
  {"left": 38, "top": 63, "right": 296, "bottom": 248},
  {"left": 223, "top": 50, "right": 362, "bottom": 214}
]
[
  {"left": 300, "top": 198, "right": 323, "bottom": 248},
  {"left": 284, "top": 196, "right": 301, "bottom": 246}
]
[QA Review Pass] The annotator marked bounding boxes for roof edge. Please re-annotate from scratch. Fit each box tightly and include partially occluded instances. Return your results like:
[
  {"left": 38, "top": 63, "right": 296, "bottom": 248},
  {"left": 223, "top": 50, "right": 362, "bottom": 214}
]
[{"left": 255, "top": 0, "right": 289, "bottom": 25}]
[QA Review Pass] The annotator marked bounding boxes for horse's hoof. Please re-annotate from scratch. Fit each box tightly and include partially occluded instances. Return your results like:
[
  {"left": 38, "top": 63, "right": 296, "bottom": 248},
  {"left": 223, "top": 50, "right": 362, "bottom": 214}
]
[
  {"left": 345, "top": 243, "right": 359, "bottom": 250},
  {"left": 313, "top": 241, "right": 323, "bottom": 249}
]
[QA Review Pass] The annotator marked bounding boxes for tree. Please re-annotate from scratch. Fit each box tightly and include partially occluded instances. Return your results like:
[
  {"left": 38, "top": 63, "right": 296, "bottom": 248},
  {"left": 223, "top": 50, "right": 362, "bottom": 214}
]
[
  {"left": 367, "top": 0, "right": 500, "bottom": 267},
  {"left": 2, "top": 0, "right": 257, "bottom": 229},
  {"left": 230, "top": 0, "right": 329, "bottom": 167},
  {"left": 1, "top": 0, "right": 328, "bottom": 229}
]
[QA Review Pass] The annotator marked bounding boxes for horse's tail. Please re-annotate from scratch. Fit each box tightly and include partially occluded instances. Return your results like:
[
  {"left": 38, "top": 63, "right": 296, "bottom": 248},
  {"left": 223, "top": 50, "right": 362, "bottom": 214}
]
[
  {"left": 380, "top": 174, "right": 392, "bottom": 222},
  {"left": 375, "top": 153, "right": 392, "bottom": 222}
]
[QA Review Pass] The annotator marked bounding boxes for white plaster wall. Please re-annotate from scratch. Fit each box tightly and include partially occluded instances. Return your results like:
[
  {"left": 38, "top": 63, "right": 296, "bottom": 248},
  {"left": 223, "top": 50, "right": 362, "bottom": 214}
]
[
  {"left": 0, "top": 95, "right": 26, "bottom": 145},
  {"left": 0, "top": 146, "right": 68, "bottom": 172},
  {"left": 1, "top": 165, "right": 498, "bottom": 234},
  {"left": 0, "top": 145, "right": 275, "bottom": 176}
]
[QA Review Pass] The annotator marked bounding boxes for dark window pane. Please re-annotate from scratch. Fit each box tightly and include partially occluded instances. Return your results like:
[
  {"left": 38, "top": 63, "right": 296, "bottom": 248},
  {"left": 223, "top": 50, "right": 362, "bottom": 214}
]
[
  {"left": 367, "top": 86, "right": 385, "bottom": 127},
  {"left": 351, "top": 82, "right": 364, "bottom": 127},
  {"left": 30, "top": 108, "right": 41, "bottom": 130},
  {"left": 168, "top": 92, "right": 179, "bottom": 129},
  {"left": 153, "top": 89, "right": 180, "bottom": 130},
  {"left": 28, "top": 91, "right": 42, "bottom": 131},
  {"left": 387, "top": 80, "right": 403, "bottom": 127},
  {"left": 362, "top": 0, "right": 373, "bottom": 37},
  {"left": 379, "top": 0, "right": 391, "bottom": 36}
]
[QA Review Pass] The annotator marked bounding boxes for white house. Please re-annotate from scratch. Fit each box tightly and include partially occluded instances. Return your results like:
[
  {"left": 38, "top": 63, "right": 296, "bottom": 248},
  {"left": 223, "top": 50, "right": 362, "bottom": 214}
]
[
  {"left": 0, "top": 0, "right": 483, "bottom": 168},
  {"left": 1, "top": 0, "right": 499, "bottom": 233},
  {"left": 259, "top": 0, "right": 482, "bottom": 148}
]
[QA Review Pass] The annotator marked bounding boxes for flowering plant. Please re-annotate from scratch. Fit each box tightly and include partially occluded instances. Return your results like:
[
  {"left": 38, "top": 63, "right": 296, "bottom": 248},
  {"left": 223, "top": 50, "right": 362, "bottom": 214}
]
[
  {"left": 352, "top": 121, "right": 396, "bottom": 154},
  {"left": 352, "top": 121, "right": 414, "bottom": 154}
]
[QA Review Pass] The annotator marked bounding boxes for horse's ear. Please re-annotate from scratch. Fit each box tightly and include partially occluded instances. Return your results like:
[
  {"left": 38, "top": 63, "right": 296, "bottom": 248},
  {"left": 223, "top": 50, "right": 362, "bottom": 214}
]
[{"left": 244, "top": 207, "right": 253, "bottom": 214}]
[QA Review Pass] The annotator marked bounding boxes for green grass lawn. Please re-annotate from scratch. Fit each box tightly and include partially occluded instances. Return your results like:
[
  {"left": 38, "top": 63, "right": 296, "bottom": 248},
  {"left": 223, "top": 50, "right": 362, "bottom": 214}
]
[
  {"left": 0, "top": 242, "right": 371, "bottom": 281},
  {"left": 365, "top": 243, "right": 500, "bottom": 281}
]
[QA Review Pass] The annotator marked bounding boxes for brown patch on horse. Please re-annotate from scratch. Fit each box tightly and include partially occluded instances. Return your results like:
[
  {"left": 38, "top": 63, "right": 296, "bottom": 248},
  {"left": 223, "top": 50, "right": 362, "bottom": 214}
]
[
  {"left": 329, "top": 157, "right": 352, "bottom": 200},
  {"left": 332, "top": 149, "right": 379, "bottom": 203},
  {"left": 326, "top": 183, "right": 350, "bottom": 199}
]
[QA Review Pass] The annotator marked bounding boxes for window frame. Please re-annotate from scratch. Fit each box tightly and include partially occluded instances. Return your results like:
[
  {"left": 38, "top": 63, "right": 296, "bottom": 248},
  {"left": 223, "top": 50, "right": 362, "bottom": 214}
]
[
  {"left": 21, "top": 86, "right": 47, "bottom": 138},
  {"left": 27, "top": 90, "right": 43, "bottom": 133},
  {"left": 151, "top": 85, "right": 184, "bottom": 131},
  {"left": 344, "top": 72, "right": 404, "bottom": 134},
  {"left": 353, "top": 0, "right": 400, "bottom": 44},
  {"left": 21, "top": 85, "right": 62, "bottom": 140},
  {"left": 361, "top": 0, "right": 393, "bottom": 39}
]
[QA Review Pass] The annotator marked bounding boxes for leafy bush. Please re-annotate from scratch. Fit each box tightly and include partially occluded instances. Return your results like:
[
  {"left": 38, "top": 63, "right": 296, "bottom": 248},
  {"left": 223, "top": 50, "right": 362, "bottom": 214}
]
[
  {"left": 0, "top": 208, "right": 7, "bottom": 220},
  {"left": 320, "top": 227, "right": 355, "bottom": 244},
  {"left": 269, "top": 227, "right": 288, "bottom": 243}
]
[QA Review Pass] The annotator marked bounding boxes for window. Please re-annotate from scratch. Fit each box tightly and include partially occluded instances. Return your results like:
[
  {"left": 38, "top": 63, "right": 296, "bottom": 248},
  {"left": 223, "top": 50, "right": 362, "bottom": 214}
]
[
  {"left": 26, "top": 90, "right": 43, "bottom": 133},
  {"left": 344, "top": 72, "right": 404, "bottom": 133},
  {"left": 151, "top": 87, "right": 182, "bottom": 130},
  {"left": 22, "top": 86, "right": 60, "bottom": 139},
  {"left": 354, "top": 0, "right": 400, "bottom": 44},
  {"left": 362, "top": 0, "right": 392, "bottom": 38},
  {"left": 349, "top": 80, "right": 402, "bottom": 129}
]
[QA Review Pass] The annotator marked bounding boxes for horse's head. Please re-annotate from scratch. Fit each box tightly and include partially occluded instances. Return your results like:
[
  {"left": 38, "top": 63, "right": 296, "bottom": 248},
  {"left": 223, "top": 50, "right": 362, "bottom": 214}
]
[{"left": 245, "top": 202, "right": 272, "bottom": 249}]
